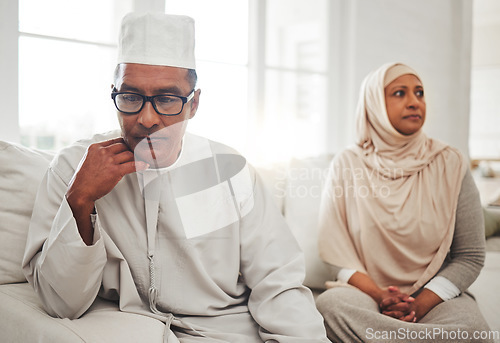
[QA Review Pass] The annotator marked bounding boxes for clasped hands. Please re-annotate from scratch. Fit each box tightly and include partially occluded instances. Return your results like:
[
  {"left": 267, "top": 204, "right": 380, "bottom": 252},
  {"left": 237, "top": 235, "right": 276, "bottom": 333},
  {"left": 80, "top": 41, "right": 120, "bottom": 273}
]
[{"left": 379, "top": 286, "right": 417, "bottom": 323}]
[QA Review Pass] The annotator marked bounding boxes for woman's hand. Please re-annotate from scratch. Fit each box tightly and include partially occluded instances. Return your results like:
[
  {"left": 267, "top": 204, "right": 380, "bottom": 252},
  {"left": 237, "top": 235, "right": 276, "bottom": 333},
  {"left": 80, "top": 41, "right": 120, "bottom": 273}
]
[
  {"left": 380, "top": 287, "right": 443, "bottom": 322},
  {"left": 348, "top": 273, "right": 416, "bottom": 321},
  {"left": 347, "top": 273, "right": 418, "bottom": 322},
  {"left": 406, "top": 288, "right": 443, "bottom": 322},
  {"left": 379, "top": 286, "right": 416, "bottom": 322}
]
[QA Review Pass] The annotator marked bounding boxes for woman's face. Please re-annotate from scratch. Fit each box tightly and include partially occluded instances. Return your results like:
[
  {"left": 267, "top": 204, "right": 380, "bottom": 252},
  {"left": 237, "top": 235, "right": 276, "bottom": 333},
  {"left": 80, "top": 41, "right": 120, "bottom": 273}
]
[{"left": 384, "top": 74, "right": 426, "bottom": 135}]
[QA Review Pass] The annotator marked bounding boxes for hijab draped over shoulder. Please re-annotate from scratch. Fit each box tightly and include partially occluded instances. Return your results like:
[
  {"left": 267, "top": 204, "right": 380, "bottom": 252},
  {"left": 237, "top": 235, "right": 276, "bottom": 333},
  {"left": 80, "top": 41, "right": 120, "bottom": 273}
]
[{"left": 318, "top": 62, "right": 467, "bottom": 294}]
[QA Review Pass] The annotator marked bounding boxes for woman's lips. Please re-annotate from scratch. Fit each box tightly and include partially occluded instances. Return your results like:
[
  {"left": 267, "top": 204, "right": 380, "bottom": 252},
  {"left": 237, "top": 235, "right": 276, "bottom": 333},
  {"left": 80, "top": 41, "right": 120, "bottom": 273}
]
[{"left": 403, "top": 114, "right": 421, "bottom": 120}]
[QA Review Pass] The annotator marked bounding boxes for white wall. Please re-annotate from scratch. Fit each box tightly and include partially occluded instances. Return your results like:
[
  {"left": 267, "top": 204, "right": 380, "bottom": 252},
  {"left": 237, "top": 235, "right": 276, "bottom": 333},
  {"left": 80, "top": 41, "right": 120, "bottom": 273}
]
[
  {"left": 472, "top": 0, "right": 500, "bottom": 67},
  {"left": 0, "top": 2, "right": 20, "bottom": 143},
  {"left": 473, "top": 24, "right": 500, "bottom": 66},
  {"left": 328, "top": 0, "right": 473, "bottom": 157}
]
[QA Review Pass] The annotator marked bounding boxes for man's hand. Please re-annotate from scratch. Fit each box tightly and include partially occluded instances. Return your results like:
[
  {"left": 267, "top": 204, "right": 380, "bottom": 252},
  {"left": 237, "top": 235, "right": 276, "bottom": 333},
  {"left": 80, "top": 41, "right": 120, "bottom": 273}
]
[{"left": 66, "top": 138, "right": 149, "bottom": 245}]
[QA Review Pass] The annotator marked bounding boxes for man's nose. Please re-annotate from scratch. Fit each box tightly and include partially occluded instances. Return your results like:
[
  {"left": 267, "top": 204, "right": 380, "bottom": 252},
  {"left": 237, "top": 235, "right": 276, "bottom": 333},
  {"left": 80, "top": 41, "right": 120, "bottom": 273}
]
[{"left": 137, "top": 101, "right": 161, "bottom": 128}]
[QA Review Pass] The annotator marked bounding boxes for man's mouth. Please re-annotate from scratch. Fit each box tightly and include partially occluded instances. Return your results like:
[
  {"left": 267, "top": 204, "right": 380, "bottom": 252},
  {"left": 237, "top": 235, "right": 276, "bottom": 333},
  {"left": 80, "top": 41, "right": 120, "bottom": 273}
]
[{"left": 133, "top": 134, "right": 168, "bottom": 142}]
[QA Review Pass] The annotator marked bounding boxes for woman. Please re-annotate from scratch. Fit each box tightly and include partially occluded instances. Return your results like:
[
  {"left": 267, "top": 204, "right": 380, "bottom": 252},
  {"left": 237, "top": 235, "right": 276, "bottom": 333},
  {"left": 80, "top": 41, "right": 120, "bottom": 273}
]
[{"left": 316, "top": 62, "right": 492, "bottom": 342}]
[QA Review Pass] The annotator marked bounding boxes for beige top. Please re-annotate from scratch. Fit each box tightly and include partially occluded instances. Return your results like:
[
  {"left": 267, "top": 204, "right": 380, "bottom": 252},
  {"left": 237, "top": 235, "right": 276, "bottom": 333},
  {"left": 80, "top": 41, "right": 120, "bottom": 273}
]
[{"left": 318, "top": 63, "right": 467, "bottom": 294}]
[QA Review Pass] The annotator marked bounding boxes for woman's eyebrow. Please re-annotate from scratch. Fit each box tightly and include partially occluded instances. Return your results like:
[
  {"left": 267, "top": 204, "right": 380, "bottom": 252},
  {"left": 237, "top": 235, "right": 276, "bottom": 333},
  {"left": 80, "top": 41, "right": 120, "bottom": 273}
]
[{"left": 387, "top": 85, "right": 408, "bottom": 92}]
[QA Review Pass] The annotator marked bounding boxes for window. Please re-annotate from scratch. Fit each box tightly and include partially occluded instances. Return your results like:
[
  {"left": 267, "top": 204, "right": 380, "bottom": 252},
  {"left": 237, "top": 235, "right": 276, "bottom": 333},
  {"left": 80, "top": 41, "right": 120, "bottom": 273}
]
[
  {"left": 165, "top": 0, "right": 250, "bottom": 157},
  {"left": 18, "top": 0, "right": 133, "bottom": 149},
  {"left": 469, "top": 67, "right": 500, "bottom": 158},
  {"left": 469, "top": 0, "right": 500, "bottom": 160},
  {"left": 11, "top": 0, "right": 497, "bottom": 165},
  {"left": 260, "top": 0, "right": 328, "bottom": 162},
  {"left": 165, "top": 0, "right": 329, "bottom": 163},
  {"left": 17, "top": 0, "right": 331, "bottom": 163}
]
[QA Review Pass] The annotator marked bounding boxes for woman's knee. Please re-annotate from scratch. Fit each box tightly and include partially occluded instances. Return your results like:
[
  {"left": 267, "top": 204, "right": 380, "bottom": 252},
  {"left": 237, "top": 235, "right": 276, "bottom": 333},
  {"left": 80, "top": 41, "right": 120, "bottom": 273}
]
[{"left": 316, "top": 286, "right": 374, "bottom": 315}]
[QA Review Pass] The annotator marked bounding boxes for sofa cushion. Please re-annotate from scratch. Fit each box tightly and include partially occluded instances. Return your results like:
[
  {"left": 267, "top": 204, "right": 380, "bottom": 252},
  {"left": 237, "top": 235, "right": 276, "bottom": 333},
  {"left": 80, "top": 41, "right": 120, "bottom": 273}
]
[
  {"left": 0, "top": 141, "right": 54, "bottom": 284},
  {"left": 484, "top": 207, "right": 500, "bottom": 238},
  {"left": 0, "top": 283, "right": 165, "bottom": 342},
  {"left": 255, "top": 161, "right": 288, "bottom": 213},
  {"left": 283, "top": 155, "right": 333, "bottom": 290},
  {"left": 468, "top": 251, "right": 500, "bottom": 331}
]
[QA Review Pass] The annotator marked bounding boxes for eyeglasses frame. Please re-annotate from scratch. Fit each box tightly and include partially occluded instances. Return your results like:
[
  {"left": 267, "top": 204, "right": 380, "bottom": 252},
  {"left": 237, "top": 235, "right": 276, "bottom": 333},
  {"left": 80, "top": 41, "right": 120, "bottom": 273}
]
[{"left": 111, "top": 88, "right": 195, "bottom": 116}]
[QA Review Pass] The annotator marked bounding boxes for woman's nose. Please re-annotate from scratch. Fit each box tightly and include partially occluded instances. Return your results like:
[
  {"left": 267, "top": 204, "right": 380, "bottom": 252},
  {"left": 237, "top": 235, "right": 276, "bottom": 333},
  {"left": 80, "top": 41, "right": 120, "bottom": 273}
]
[{"left": 407, "top": 93, "right": 420, "bottom": 109}]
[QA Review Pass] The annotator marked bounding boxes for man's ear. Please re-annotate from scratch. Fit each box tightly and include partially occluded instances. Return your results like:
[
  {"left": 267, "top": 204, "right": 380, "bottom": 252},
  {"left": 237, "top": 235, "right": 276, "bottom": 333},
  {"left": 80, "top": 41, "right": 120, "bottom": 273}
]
[{"left": 189, "top": 89, "right": 201, "bottom": 119}]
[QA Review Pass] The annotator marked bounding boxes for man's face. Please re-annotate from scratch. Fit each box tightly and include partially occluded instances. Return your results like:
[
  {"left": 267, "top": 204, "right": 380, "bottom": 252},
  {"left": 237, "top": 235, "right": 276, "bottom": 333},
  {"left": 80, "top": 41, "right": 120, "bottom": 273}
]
[{"left": 113, "top": 63, "right": 200, "bottom": 168}]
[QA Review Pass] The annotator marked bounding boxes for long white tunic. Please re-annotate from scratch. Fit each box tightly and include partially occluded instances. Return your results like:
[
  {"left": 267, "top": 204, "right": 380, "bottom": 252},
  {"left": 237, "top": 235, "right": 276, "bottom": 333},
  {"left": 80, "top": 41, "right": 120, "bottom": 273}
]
[{"left": 22, "top": 131, "right": 328, "bottom": 343}]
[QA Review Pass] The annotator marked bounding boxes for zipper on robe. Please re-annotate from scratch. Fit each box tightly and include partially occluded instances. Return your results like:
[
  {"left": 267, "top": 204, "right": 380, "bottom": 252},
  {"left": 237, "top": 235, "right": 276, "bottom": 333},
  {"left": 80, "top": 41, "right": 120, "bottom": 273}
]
[
  {"left": 142, "top": 146, "right": 239, "bottom": 338},
  {"left": 144, "top": 167, "right": 163, "bottom": 315}
]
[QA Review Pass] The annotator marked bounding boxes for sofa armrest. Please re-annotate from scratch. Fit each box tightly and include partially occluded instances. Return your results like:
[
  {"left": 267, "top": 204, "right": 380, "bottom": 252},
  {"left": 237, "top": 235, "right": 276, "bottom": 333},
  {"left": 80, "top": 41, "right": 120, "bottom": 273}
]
[{"left": 0, "top": 283, "right": 165, "bottom": 343}]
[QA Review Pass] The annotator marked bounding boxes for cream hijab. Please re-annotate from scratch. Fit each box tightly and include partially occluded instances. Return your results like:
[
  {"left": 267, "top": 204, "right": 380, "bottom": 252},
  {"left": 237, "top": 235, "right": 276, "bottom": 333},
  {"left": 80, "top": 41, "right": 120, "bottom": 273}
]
[{"left": 318, "top": 62, "right": 467, "bottom": 294}]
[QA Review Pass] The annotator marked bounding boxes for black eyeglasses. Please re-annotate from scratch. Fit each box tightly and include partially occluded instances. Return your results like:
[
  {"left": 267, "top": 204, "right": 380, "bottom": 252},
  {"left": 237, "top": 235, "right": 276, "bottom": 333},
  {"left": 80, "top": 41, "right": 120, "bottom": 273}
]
[{"left": 111, "top": 88, "right": 195, "bottom": 116}]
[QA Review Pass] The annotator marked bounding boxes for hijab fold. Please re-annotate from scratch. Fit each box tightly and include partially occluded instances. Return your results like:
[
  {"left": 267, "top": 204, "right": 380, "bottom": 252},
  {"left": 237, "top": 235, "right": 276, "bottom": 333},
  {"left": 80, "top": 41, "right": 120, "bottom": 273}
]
[{"left": 318, "top": 62, "right": 467, "bottom": 294}]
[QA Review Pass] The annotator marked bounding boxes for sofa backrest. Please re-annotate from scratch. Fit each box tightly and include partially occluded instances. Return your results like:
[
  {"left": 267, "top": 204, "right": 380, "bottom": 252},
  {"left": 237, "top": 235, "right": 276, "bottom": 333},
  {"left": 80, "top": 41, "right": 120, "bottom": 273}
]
[
  {"left": 0, "top": 141, "right": 54, "bottom": 284},
  {"left": 0, "top": 139, "right": 333, "bottom": 291},
  {"left": 255, "top": 155, "right": 334, "bottom": 291}
]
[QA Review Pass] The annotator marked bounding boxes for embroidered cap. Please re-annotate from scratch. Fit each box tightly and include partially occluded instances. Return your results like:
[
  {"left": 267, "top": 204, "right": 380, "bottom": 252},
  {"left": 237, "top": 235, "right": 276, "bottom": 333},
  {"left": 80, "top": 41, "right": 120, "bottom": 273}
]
[{"left": 117, "top": 12, "right": 196, "bottom": 69}]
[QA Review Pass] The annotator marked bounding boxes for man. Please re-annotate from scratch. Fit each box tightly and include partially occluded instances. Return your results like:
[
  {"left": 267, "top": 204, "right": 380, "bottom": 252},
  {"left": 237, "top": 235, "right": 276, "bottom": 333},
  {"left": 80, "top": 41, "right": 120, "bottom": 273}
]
[{"left": 23, "top": 12, "right": 328, "bottom": 342}]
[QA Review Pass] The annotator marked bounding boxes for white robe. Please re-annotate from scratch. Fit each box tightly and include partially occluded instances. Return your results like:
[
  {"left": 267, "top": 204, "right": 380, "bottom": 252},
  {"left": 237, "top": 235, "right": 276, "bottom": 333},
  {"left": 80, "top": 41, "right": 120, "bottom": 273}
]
[{"left": 22, "top": 131, "right": 328, "bottom": 343}]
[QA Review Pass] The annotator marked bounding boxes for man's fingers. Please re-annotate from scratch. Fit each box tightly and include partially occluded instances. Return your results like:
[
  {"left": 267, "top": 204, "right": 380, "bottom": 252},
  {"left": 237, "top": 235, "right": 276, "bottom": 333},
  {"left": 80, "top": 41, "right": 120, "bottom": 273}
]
[
  {"left": 119, "top": 161, "right": 150, "bottom": 176},
  {"left": 113, "top": 150, "right": 135, "bottom": 164},
  {"left": 106, "top": 141, "right": 132, "bottom": 154},
  {"left": 99, "top": 137, "right": 126, "bottom": 147},
  {"left": 87, "top": 139, "right": 130, "bottom": 158}
]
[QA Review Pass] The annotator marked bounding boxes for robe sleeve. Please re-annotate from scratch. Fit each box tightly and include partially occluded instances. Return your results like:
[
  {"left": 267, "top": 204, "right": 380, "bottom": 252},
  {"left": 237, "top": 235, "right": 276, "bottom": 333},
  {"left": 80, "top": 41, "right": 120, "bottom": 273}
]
[
  {"left": 239, "top": 167, "right": 329, "bottom": 343},
  {"left": 22, "top": 161, "right": 107, "bottom": 319}
]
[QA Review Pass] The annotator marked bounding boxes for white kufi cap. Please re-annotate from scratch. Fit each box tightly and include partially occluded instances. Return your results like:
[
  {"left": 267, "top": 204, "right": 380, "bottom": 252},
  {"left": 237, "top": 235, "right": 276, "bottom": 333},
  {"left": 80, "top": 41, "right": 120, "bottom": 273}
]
[{"left": 118, "top": 12, "right": 196, "bottom": 69}]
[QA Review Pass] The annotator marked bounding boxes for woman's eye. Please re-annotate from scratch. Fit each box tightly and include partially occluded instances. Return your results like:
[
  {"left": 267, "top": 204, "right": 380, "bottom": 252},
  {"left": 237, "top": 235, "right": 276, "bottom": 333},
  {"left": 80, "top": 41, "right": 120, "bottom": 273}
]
[
  {"left": 394, "top": 90, "right": 404, "bottom": 97},
  {"left": 416, "top": 90, "right": 424, "bottom": 97}
]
